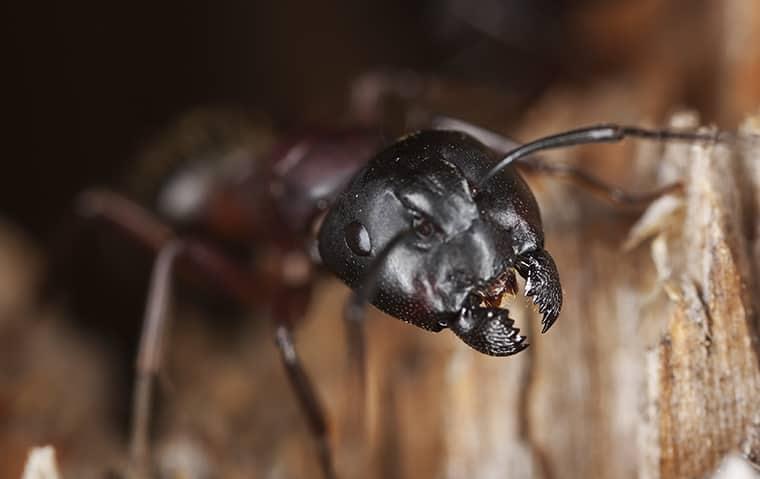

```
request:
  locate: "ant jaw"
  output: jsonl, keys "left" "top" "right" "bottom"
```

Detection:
{"left": 447, "top": 249, "right": 562, "bottom": 356}
{"left": 448, "top": 294, "right": 528, "bottom": 356}
{"left": 515, "top": 249, "right": 563, "bottom": 334}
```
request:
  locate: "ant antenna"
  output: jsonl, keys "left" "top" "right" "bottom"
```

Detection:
{"left": 345, "top": 229, "right": 416, "bottom": 319}
{"left": 344, "top": 229, "right": 416, "bottom": 362}
{"left": 479, "top": 124, "right": 727, "bottom": 187}
{"left": 342, "top": 229, "right": 416, "bottom": 434}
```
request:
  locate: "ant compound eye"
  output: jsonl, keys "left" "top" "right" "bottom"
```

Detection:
{"left": 345, "top": 221, "right": 372, "bottom": 256}
{"left": 413, "top": 216, "right": 434, "bottom": 238}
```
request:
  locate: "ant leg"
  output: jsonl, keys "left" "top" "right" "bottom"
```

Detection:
{"left": 274, "top": 322, "right": 336, "bottom": 479}
{"left": 342, "top": 292, "right": 368, "bottom": 438}
{"left": 72, "top": 189, "right": 345, "bottom": 476}
{"left": 74, "top": 189, "right": 267, "bottom": 303}
{"left": 349, "top": 70, "right": 428, "bottom": 128}
{"left": 340, "top": 230, "right": 416, "bottom": 435}
{"left": 130, "top": 240, "right": 182, "bottom": 473}
{"left": 70, "top": 190, "right": 275, "bottom": 471}
{"left": 343, "top": 292, "right": 367, "bottom": 384}
{"left": 517, "top": 159, "right": 684, "bottom": 207}
{"left": 129, "top": 238, "right": 265, "bottom": 474}
{"left": 432, "top": 117, "right": 686, "bottom": 207}
{"left": 431, "top": 115, "right": 522, "bottom": 153}
{"left": 76, "top": 188, "right": 173, "bottom": 250}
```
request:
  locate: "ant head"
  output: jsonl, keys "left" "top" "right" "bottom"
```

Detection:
{"left": 319, "top": 130, "right": 561, "bottom": 355}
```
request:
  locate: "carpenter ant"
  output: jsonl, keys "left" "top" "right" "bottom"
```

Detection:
{"left": 73, "top": 110, "right": 723, "bottom": 478}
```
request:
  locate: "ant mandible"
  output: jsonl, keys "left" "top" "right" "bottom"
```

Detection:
{"left": 74, "top": 109, "right": 722, "bottom": 478}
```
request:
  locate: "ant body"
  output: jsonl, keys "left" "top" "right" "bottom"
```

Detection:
{"left": 73, "top": 108, "right": 721, "bottom": 478}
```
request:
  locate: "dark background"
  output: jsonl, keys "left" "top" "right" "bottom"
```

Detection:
{"left": 3, "top": 0, "right": 658, "bottom": 239}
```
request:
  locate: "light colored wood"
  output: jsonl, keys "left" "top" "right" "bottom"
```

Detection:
{"left": 637, "top": 116, "right": 760, "bottom": 478}
{"left": 326, "top": 108, "right": 760, "bottom": 478}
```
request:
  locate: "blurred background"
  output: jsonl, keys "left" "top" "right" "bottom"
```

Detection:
{"left": 2, "top": 1, "right": 760, "bottom": 478}
{"left": 7, "top": 0, "right": 748, "bottom": 238}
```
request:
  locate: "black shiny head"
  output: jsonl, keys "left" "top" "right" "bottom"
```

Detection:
{"left": 318, "top": 130, "right": 562, "bottom": 356}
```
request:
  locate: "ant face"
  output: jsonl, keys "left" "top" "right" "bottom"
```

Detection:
{"left": 319, "top": 130, "right": 562, "bottom": 355}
